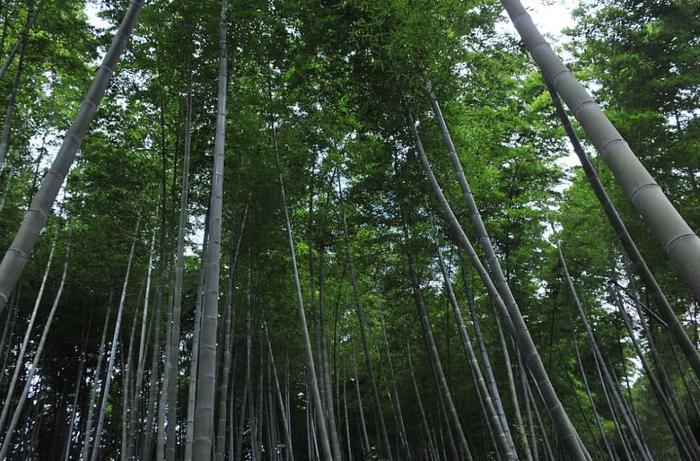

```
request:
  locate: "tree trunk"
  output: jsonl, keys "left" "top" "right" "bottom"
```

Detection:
{"left": 613, "top": 287, "right": 699, "bottom": 459}
{"left": 352, "top": 352, "right": 370, "bottom": 457}
{"left": 319, "top": 245, "right": 344, "bottom": 461}
{"left": 165, "top": 64, "right": 194, "bottom": 461}
{"left": 236, "top": 264, "right": 253, "bottom": 461}
{"left": 462, "top": 265, "right": 515, "bottom": 456}
{"left": 215, "top": 210, "right": 247, "bottom": 461}
{"left": 184, "top": 218, "right": 209, "bottom": 461}
{"left": 0, "top": 25, "right": 27, "bottom": 173}
{"left": 143, "top": 271, "right": 163, "bottom": 461}
{"left": 157, "top": 264, "right": 174, "bottom": 460}
{"left": 379, "top": 315, "right": 412, "bottom": 460}
{"left": 0, "top": 3, "right": 38, "bottom": 81}
{"left": 134, "top": 232, "right": 155, "bottom": 456}
{"left": 64, "top": 323, "right": 89, "bottom": 461}
{"left": 495, "top": 317, "right": 531, "bottom": 461}
{"left": 0, "top": 227, "right": 58, "bottom": 432}
{"left": 571, "top": 332, "right": 616, "bottom": 460}
{"left": 122, "top": 314, "right": 138, "bottom": 461}
{"left": 265, "top": 323, "right": 295, "bottom": 461}
{"left": 81, "top": 300, "right": 113, "bottom": 461}
{"left": 555, "top": 243, "right": 652, "bottom": 461}
{"left": 545, "top": 83, "right": 700, "bottom": 384}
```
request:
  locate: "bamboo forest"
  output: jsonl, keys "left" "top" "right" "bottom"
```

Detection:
{"left": 0, "top": 0, "right": 699, "bottom": 459}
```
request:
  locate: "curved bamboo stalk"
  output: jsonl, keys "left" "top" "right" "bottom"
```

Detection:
{"left": 436, "top": 250, "right": 517, "bottom": 460}
{"left": 408, "top": 114, "right": 589, "bottom": 460}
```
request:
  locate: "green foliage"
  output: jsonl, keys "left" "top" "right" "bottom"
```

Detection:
{"left": 0, "top": 0, "right": 697, "bottom": 459}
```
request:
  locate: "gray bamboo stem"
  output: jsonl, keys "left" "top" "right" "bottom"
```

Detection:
{"left": 409, "top": 114, "right": 588, "bottom": 460}
{"left": 265, "top": 323, "right": 295, "bottom": 461}
{"left": 0, "top": 27, "right": 27, "bottom": 172}
{"left": 64, "top": 327, "right": 88, "bottom": 461}
{"left": 272, "top": 109, "right": 333, "bottom": 460}
{"left": 352, "top": 353, "right": 370, "bottom": 456}
{"left": 81, "top": 301, "right": 112, "bottom": 461}
{"left": 0, "top": 0, "right": 144, "bottom": 313}
{"left": 556, "top": 243, "right": 652, "bottom": 461}
{"left": 571, "top": 332, "right": 616, "bottom": 460}
{"left": 133, "top": 232, "right": 155, "bottom": 452}
{"left": 90, "top": 216, "right": 140, "bottom": 461}
{"left": 379, "top": 315, "right": 412, "bottom": 460}
{"left": 545, "top": 82, "right": 700, "bottom": 383}
{"left": 215, "top": 210, "right": 247, "bottom": 461}
{"left": 184, "top": 226, "right": 208, "bottom": 461}
{"left": 319, "top": 246, "right": 344, "bottom": 461}
{"left": 436, "top": 251, "right": 517, "bottom": 460}
{"left": 501, "top": 0, "right": 700, "bottom": 301}
{"left": 0, "top": 232, "right": 69, "bottom": 460}
{"left": 337, "top": 173, "right": 393, "bottom": 460}
{"left": 0, "top": 227, "right": 58, "bottom": 432}
{"left": 402, "top": 216, "right": 473, "bottom": 461}
{"left": 165, "top": 65, "right": 194, "bottom": 461}
{"left": 192, "top": 0, "right": 228, "bottom": 457}
{"left": 0, "top": 4, "right": 39, "bottom": 81}
{"left": 122, "top": 314, "right": 138, "bottom": 461}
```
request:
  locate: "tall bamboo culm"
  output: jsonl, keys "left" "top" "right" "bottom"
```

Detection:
{"left": 409, "top": 113, "right": 590, "bottom": 461}
{"left": 544, "top": 82, "right": 700, "bottom": 382}
{"left": 500, "top": 0, "right": 700, "bottom": 303}
{"left": 272, "top": 109, "right": 334, "bottom": 460}
{"left": 0, "top": 0, "right": 145, "bottom": 314}
{"left": 192, "top": 0, "right": 229, "bottom": 458}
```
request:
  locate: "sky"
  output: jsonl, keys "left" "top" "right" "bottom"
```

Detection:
{"left": 506, "top": 0, "right": 578, "bottom": 42}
